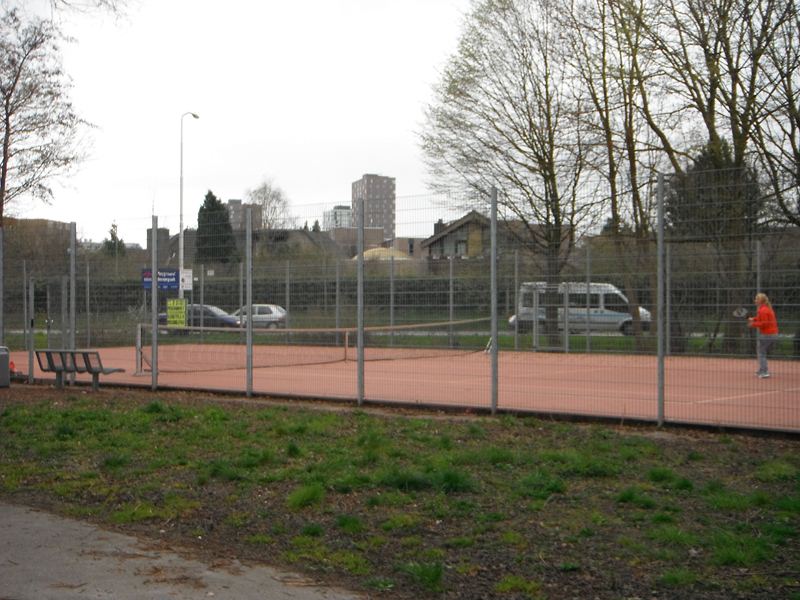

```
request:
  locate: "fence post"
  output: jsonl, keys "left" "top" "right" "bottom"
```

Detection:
{"left": 28, "top": 276, "right": 34, "bottom": 383}
{"left": 46, "top": 284, "right": 51, "bottom": 348}
{"left": 150, "top": 216, "right": 158, "bottom": 391}
{"left": 23, "top": 263, "right": 33, "bottom": 383}
{"left": 246, "top": 208, "right": 253, "bottom": 397}
{"left": 449, "top": 256, "right": 455, "bottom": 347}
{"left": 756, "top": 240, "right": 762, "bottom": 292}
{"left": 0, "top": 227, "right": 4, "bottom": 346}
{"left": 61, "top": 276, "right": 68, "bottom": 349}
{"left": 532, "top": 286, "right": 539, "bottom": 351}
{"left": 514, "top": 250, "right": 519, "bottom": 350}
{"left": 285, "top": 261, "right": 291, "bottom": 330}
{"left": 665, "top": 244, "right": 671, "bottom": 356}
{"left": 656, "top": 174, "right": 665, "bottom": 426}
{"left": 239, "top": 261, "right": 244, "bottom": 339}
{"left": 335, "top": 260, "right": 341, "bottom": 346}
{"left": 585, "top": 244, "right": 591, "bottom": 353}
{"left": 69, "top": 222, "right": 76, "bottom": 355}
{"left": 199, "top": 264, "right": 205, "bottom": 338}
{"left": 490, "top": 186, "right": 498, "bottom": 414}
{"left": 563, "top": 285, "right": 570, "bottom": 353}
{"left": 389, "top": 255, "right": 395, "bottom": 346}
{"left": 85, "top": 262, "right": 91, "bottom": 347}
{"left": 357, "top": 197, "right": 365, "bottom": 406}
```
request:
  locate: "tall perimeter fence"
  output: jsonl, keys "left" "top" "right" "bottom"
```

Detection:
{"left": 2, "top": 172, "right": 798, "bottom": 432}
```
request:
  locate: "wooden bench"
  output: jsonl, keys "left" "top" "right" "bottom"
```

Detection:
{"left": 35, "top": 349, "right": 125, "bottom": 391}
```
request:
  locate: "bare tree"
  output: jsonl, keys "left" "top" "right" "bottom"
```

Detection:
{"left": 0, "top": 8, "right": 87, "bottom": 227}
{"left": 637, "top": 0, "right": 796, "bottom": 352}
{"left": 49, "top": 0, "right": 127, "bottom": 13}
{"left": 0, "top": 0, "right": 129, "bottom": 17}
{"left": 246, "top": 178, "right": 294, "bottom": 230}
{"left": 559, "top": 0, "right": 666, "bottom": 340}
{"left": 421, "top": 0, "right": 598, "bottom": 285}
{"left": 754, "top": 2, "right": 800, "bottom": 226}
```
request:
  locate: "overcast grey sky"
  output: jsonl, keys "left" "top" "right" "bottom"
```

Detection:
{"left": 17, "top": 0, "right": 471, "bottom": 246}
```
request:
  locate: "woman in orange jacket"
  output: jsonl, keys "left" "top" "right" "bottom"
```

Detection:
{"left": 748, "top": 293, "right": 779, "bottom": 378}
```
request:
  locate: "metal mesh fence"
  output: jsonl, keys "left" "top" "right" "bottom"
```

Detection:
{"left": 3, "top": 170, "right": 798, "bottom": 431}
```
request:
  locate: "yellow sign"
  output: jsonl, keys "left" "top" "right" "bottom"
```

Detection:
{"left": 167, "top": 298, "right": 186, "bottom": 327}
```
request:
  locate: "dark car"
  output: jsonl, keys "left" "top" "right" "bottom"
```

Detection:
{"left": 158, "top": 304, "right": 239, "bottom": 328}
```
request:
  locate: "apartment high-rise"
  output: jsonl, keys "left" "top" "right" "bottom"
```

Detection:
{"left": 323, "top": 205, "right": 353, "bottom": 230}
{"left": 226, "top": 199, "right": 263, "bottom": 230}
{"left": 351, "top": 174, "right": 395, "bottom": 241}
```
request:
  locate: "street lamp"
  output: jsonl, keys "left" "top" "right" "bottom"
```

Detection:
{"left": 179, "top": 111, "right": 199, "bottom": 299}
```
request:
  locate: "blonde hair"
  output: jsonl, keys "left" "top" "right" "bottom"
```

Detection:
{"left": 755, "top": 293, "right": 771, "bottom": 307}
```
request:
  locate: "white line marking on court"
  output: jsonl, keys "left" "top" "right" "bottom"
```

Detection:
{"left": 694, "top": 386, "right": 800, "bottom": 405}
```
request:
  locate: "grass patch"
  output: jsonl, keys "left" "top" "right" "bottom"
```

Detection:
{"left": 516, "top": 469, "right": 565, "bottom": 499}
{"left": 495, "top": 574, "right": 543, "bottom": 597}
{"left": 710, "top": 529, "right": 775, "bottom": 566}
{"left": 287, "top": 483, "right": 325, "bottom": 510}
{"left": 0, "top": 390, "right": 797, "bottom": 599}
{"left": 658, "top": 567, "right": 698, "bottom": 587}
{"left": 336, "top": 514, "right": 365, "bottom": 534}
{"left": 616, "top": 486, "right": 657, "bottom": 509}
{"left": 400, "top": 561, "right": 444, "bottom": 592}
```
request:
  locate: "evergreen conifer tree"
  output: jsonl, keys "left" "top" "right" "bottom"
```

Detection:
{"left": 195, "top": 190, "right": 239, "bottom": 264}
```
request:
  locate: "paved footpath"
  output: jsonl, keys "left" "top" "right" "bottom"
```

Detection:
{"left": 0, "top": 502, "right": 362, "bottom": 600}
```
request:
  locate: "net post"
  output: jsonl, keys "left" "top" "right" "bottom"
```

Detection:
{"left": 135, "top": 323, "right": 142, "bottom": 375}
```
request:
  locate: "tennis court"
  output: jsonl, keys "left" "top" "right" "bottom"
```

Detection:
{"left": 14, "top": 343, "right": 800, "bottom": 433}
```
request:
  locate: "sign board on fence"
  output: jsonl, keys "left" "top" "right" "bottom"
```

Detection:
{"left": 180, "top": 268, "right": 193, "bottom": 292}
{"left": 167, "top": 298, "right": 186, "bottom": 327}
{"left": 142, "top": 269, "right": 179, "bottom": 290}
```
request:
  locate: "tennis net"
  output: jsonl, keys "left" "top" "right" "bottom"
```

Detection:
{"left": 136, "top": 318, "right": 491, "bottom": 373}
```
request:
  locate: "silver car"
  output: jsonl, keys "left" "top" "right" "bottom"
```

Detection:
{"left": 232, "top": 304, "right": 287, "bottom": 329}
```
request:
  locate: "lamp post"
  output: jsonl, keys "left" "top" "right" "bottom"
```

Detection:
{"left": 179, "top": 111, "right": 199, "bottom": 299}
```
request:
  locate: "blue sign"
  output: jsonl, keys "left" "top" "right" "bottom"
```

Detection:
{"left": 142, "top": 269, "right": 179, "bottom": 290}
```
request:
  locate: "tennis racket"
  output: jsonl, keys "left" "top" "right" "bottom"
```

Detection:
{"left": 732, "top": 307, "right": 749, "bottom": 318}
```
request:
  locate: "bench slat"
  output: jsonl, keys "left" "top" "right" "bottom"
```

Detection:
{"left": 35, "top": 349, "right": 124, "bottom": 390}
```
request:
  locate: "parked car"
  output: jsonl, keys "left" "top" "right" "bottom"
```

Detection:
{"left": 232, "top": 304, "right": 287, "bottom": 329}
{"left": 158, "top": 304, "right": 239, "bottom": 328}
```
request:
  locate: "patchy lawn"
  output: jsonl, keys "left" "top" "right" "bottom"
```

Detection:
{"left": 1, "top": 386, "right": 798, "bottom": 599}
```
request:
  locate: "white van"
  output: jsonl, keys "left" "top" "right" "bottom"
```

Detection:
{"left": 508, "top": 282, "right": 651, "bottom": 336}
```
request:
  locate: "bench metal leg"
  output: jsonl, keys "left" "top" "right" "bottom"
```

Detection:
{"left": 92, "top": 374, "right": 100, "bottom": 391}
{"left": 55, "top": 372, "right": 64, "bottom": 389}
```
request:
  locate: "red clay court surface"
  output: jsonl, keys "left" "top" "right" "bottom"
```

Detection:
{"left": 12, "top": 346, "right": 800, "bottom": 433}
